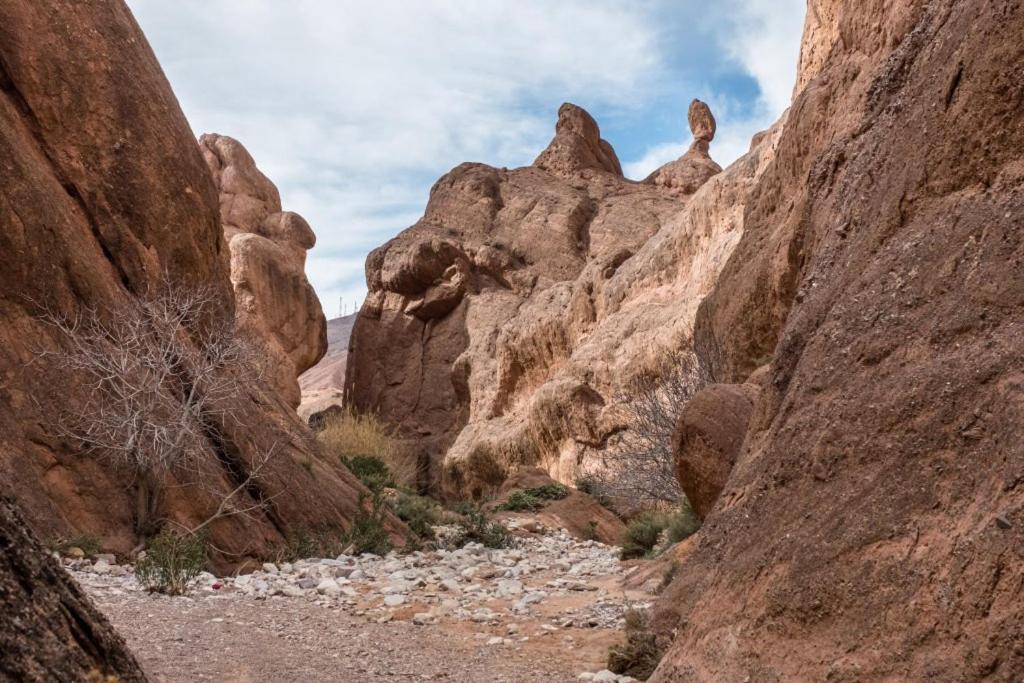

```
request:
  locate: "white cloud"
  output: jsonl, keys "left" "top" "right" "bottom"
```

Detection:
{"left": 128, "top": 0, "right": 666, "bottom": 312}
{"left": 128, "top": 1, "right": 805, "bottom": 314}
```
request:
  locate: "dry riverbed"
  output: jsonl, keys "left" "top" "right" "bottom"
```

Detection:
{"left": 69, "top": 521, "right": 655, "bottom": 682}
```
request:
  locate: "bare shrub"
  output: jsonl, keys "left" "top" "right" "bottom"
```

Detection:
{"left": 582, "top": 351, "right": 709, "bottom": 510}
{"left": 36, "top": 277, "right": 279, "bottom": 540}
{"left": 319, "top": 410, "right": 418, "bottom": 490}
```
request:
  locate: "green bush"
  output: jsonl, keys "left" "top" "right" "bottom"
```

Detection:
{"left": 666, "top": 498, "right": 700, "bottom": 545}
{"left": 451, "top": 504, "right": 513, "bottom": 549}
{"left": 346, "top": 493, "right": 392, "bottom": 556}
{"left": 278, "top": 528, "right": 348, "bottom": 563}
{"left": 499, "top": 483, "right": 569, "bottom": 511}
{"left": 608, "top": 608, "right": 663, "bottom": 680}
{"left": 582, "top": 521, "right": 600, "bottom": 542}
{"left": 341, "top": 454, "right": 394, "bottom": 492}
{"left": 620, "top": 513, "right": 664, "bottom": 560}
{"left": 135, "top": 530, "right": 206, "bottom": 595}
{"left": 390, "top": 492, "right": 439, "bottom": 541}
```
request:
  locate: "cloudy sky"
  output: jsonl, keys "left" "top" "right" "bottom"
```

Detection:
{"left": 128, "top": 1, "right": 806, "bottom": 318}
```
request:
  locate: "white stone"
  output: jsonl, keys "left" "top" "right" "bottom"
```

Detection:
{"left": 592, "top": 671, "right": 619, "bottom": 683}
{"left": 316, "top": 578, "right": 341, "bottom": 596}
{"left": 383, "top": 594, "right": 406, "bottom": 607}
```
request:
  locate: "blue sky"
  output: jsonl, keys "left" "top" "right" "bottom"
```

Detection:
{"left": 128, "top": 1, "right": 806, "bottom": 318}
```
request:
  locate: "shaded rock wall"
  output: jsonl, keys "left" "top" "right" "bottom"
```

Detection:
{"left": 0, "top": 498, "right": 146, "bottom": 682}
{"left": 653, "top": 0, "right": 1024, "bottom": 679}
{"left": 0, "top": 0, "right": 392, "bottom": 569}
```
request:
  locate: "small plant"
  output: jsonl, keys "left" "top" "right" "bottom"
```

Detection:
{"left": 390, "top": 492, "right": 439, "bottom": 541}
{"left": 319, "top": 410, "right": 418, "bottom": 489}
{"left": 582, "top": 521, "right": 600, "bottom": 542}
{"left": 345, "top": 493, "right": 392, "bottom": 556}
{"left": 620, "top": 513, "right": 665, "bottom": 560}
{"left": 134, "top": 529, "right": 206, "bottom": 595}
{"left": 608, "top": 607, "right": 663, "bottom": 680}
{"left": 499, "top": 483, "right": 569, "bottom": 512}
{"left": 665, "top": 498, "right": 700, "bottom": 545}
{"left": 277, "top": 528, "right": 348, "bottom": 563}
{"left": 341, "top": 454, "right": 394, "bottom": 492}
{"left": 451, "top": 504, "right": 513, "bottom": 549}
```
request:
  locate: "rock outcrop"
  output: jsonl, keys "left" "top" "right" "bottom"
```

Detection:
{"left": 652, "top": 1, "right": 1024, "bottom": 679}
{"left": 671, "top": 380, "right": 760, "bottom": 520}
{"left": 644, "top": 99, "right": 723, "bottom": 197}
{"left": 0, "top": 0, "right": 396, "bottom": 569}
{"left": 200, "top": 134, "right": 328, "bottom": 408}
{"left": 0, "top": 498, "right": 145, "bottom": 682}
{"left": 346, "top": 97, "right": 750, "bottom": 495}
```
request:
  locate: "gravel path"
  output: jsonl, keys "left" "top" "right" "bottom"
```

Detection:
{"left": 71, "top": 523, "right": 653, "bottom": 682}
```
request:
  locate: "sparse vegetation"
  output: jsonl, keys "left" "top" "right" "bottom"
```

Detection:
{"left": 499, "top": 483, "right": 569, "bottom": 511}
{"left": 134, "top": 529, "right": 206, "bottom": 595}
{"left": 607, "top": 607, "right": 663, "bottom": 680}
{"left": 341, "top": 454, "right": 395, "bottom": 492}
{"left": 449, "top": 504, "right": 513, "bottom": 549}
{"left": 390, "top": 491, "right": 439, "bottom": 541}
{"left": 580, "top": 351, "right": 710, "bottom": 513}
{"left": 38, "top": 278, "right": 278, "bottom": 539}
{"left": 346, "top": 493, "right": 393, "bottom": 556}
{"left": 620, "top": 500, "right": 701, "bottom": 560}
{"left": 319, "top": 410, "right": 418, "bottom": 490}
{"left": 620, "top": 513, "right": 665, "bottom": 560}
{"left": 659, "top": 560, "right": 680, "bottom": 592}
{"left": 277, "top": 528, "right": 349, "bottom": 563}
{"left": 582, "top": 521, "right": 600, "bottom": 542}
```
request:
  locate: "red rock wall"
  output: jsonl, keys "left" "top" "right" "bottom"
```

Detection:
{"left": 654, "top": 1, "right": 1024, "bottom": 679}
{"left": 0, "top": 0, "right": 392, "bottom": 568}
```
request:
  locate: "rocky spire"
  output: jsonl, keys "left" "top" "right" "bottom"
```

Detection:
{"left": 533, "top": 103, "right": 623, "bottom": 178}
{"left": 643, "top": 98, "right": 722, "bottom": 196}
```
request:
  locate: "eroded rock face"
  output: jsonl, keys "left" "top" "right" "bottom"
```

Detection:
{"left": 200, "top": 134, "right": 327, "bottom": 408}
{"left": 653, "top": 1, "right": 1024, "bottom": 679}
{"left": 0, "top": 499, "right": 145, "bottom": 682}
{"left": 346, "top": 100, "right": 758, "bottom": 496}
{"left": 0, "top": 0, "right": 392, "bottom": 570}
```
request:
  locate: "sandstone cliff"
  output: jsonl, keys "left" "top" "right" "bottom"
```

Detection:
{"left": 652, "top": 0, "right": 1024, "bottom": 679}
{"left": 345, "top": 101, "right": 768, "bottom": 495}
{"left": 0, "top": 0, "right": 396, "bottom": 568}
{"left": 200, "top": 134, "right": 328, "bottom": 409}
{"left": 299, "top": 313, "right": 357, "bottom": 422}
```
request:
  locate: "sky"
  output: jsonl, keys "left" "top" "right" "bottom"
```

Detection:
{"left": 128, "top": 1, "right": 806, "bottom": 318}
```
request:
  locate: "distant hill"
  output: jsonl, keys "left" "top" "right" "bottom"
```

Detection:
{"left": 298, "top": 313, "right": 357, "bottom": 418}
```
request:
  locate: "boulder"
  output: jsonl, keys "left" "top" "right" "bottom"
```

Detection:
{"left": 643, "top": 98, "right": 723, "bottom": 197}
{"left": 672, "top": 382, "right": 760, "bottom": 519}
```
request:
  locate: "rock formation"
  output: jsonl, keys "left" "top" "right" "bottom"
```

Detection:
{"left": 199, "top": 134, "right": 328, "bottom": 408}
{"left": 0, "top": 0, "right": 398, "bottom": 570}
{"left": 346, "top": 96, "right": 743, "bottom": 495}
{"left": 299, "top": 313, "right": 358, "bottom": 423}
{"left": 0, "top": 499, "right": 145, "bottom": 682}
{"left": 644, "top": 99, "right": 723, "bottom": 196}
{"left": 651, "top": 0, "right": 1024, "bottom": 679}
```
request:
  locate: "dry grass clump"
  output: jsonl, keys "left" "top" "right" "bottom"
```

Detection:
{"left": 317, "top": 410, "right": 418, "bottom": 490}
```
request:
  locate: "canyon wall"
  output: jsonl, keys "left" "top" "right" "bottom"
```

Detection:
{"left": 0, "top": 0, "right": 394, "bottom": 568}
{"left": 346, "top": 101, "right": 779, "bottom": 495}
{"left": 654, "top": 0, "right": 1024, "bottom": 679}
